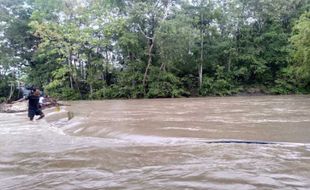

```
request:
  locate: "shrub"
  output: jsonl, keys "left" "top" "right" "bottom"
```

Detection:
{"left": 146, "top": 68, "right": 188, "bottom": 98}
{"left": 270, "top": 67, "right": 299, "bottom": 94}
{"left": 200, "top": 66, "right": 239, "bottom": 96}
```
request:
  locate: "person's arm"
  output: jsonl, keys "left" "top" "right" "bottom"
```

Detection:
{"left": 39, "top": 97, "right": 44, "bottom": 104}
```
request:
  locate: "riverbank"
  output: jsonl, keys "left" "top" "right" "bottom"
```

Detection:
{"left": 2, "top": 93, "right": 309, "bottom": 114}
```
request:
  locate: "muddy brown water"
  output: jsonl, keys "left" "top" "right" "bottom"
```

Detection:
{"left": 0, "top": 96, "right": 310, "bottom": 189}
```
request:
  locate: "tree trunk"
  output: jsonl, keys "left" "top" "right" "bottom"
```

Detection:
{"left": 72, "top": 57, "right": 82, "bottom": 98}
{"left": 88, "top": 52, "right": 93, "bottom": 97}
{"left": 7, "top": 82, "right": 14, "bottom": 103}
{"left": 199, "top": 11, "right": 204, "bottom": 89}
{"left": 90, "top": 84, "right": 93, "bottom": 97}
{"left": 68, "top": 50, "right": 73, "bottom": 89}
{"left": 228, "top": 55, "right": 231, "bottom": 73}
{"left": 199, "top": 62, "right": 203, "bottom": 89}
{"left": 160, "top": 62, "right": 166, "bottom": 71}
{"left": 143, "top": 38, "right": 154, "bottom": 88}
{"left": 140, "top": 1, "right": 170, "bottom": 91}
{"left": 105, "top": 48, "right": 109, "bottom": 84}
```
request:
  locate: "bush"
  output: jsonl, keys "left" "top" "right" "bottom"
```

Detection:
{"left": 45, "top": 80, "right": 80, "bottom": 100}
{"left": 200, "top": 77, "right": 240, "bottom": 96}
{"left": 46, "top": 87, "right": 80, "bottom": 100}
{"left": 0, "top": 76, "right": 12, "bottom": 101}
{"left": 200, "top": 66, "right": 239, "bottom": 96}
{"left": 146, "top": 68, "right": 188, "bottom": 98}
{"left": 181, "top": 74, "right": 198, "bottom": 96}
{"left": 90, "top": 86, "right": 118, "bottom": 99}
{"left": 59, "top": 88, "right": 81, "bottom": 100}
{"left": 0, "top": 97, "right": 7, "bottom": 103}
{"left": 270, "top": 67, "right": 299, "bottom": 94}
{"left": 113, "top": 69, "right": 145, "bottom": 98}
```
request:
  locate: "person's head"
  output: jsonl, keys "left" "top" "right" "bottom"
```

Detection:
{"left": 33, "top": 89, "right": 41, "bottom": 96}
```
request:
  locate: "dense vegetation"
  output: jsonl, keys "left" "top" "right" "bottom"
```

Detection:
{"left": 1, "top": 0, "right": 310, "bottom": 102}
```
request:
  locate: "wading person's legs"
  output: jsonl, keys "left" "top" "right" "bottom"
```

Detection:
{"left": 36, "top": 109, "right": 45, "bottom": 120}
{"left": 28, "top": 109, "right": 35, "bottom": 121}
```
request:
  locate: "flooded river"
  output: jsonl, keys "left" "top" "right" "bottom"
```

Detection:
{"left": 1, "top": 96, "right": 310, "bottom": 189}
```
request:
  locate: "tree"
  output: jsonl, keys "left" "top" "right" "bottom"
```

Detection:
{"left": 290, "top": 11, "right": 310, "bottom": 84}
{"left": 0, "top": 0, "right": 36, "bottom": 101}
{"left": 128, "top": 0, "right": 174, "bottom": 91}
{"left": 1, "top": 0, "right": 309, "bottom": 100}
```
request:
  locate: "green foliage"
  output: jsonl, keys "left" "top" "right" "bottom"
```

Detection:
{"left": 0, "top": 97, "right": 7, "bottom": 103}
{"left": 200, "top": 77, "right": 241, "bottom": 96}
{"left": 0, "top": 76, "right": 21, "bottom": 103}
{"left": 90, "top": 62, "right": 145, "bottom": 99}
{"left": 52, "top": 88, "right": 81, "bottom": 100}
{"left": 200, "top": 66, "right": 239, "bottom": 96}
{"left": 270, "top": 67, "right": 300, "bottom": 94}
{"left": 0, "top": 77, "right": 11, "bottom": 102}
{"left": 114, "top": 65, "right": 145, "bottom": 99}
{"left": 44, "top": 67, "right": 80, "bottom": 100}
{"left": 44, "top": 76, "right": 80, "bottom": 100}
{"left": 147, "top": 68, "right": 188, "bottom": 98}
{"left": 290, "top": 12, "right": 310, "bottom": 84}
{"left": 91, "top": 86, "right": 115, "bottom": 99}
{"left": 1, "top": 0, "right": 310, "bottom": 100}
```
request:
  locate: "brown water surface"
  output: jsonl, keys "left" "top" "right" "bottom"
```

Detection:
{"left": 1, "top": 96, "right": 310, "bottom": 189}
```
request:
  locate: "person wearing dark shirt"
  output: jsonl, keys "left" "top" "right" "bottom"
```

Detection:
{"left": 27, "top": 89, "right": 45, "bottom": 121}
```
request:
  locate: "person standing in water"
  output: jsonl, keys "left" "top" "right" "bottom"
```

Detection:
{"left": 27, "top": 89, "right": 45, "bottom": 121}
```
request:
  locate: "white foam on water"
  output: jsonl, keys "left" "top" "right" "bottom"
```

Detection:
{"left": 111, "top": 133, "right": 200, "bottom": 145}
{"left": 163, "top": 126, "right": 201, "bottom": 131}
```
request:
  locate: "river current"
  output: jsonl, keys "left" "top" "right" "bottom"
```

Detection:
{"left": 0, "top": 96, "right": 310, "bottom": 189}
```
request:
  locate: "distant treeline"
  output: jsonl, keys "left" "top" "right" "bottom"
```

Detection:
{"left": 0, "top": 0, "right": 309, "bottom": 101}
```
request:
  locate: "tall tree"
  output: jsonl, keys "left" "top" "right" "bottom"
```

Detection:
{"left": 128, "top": 0, "right": 174, "bottom": 91}
{"left": 290, "top": 11, "right": 310, "bottom": 84}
